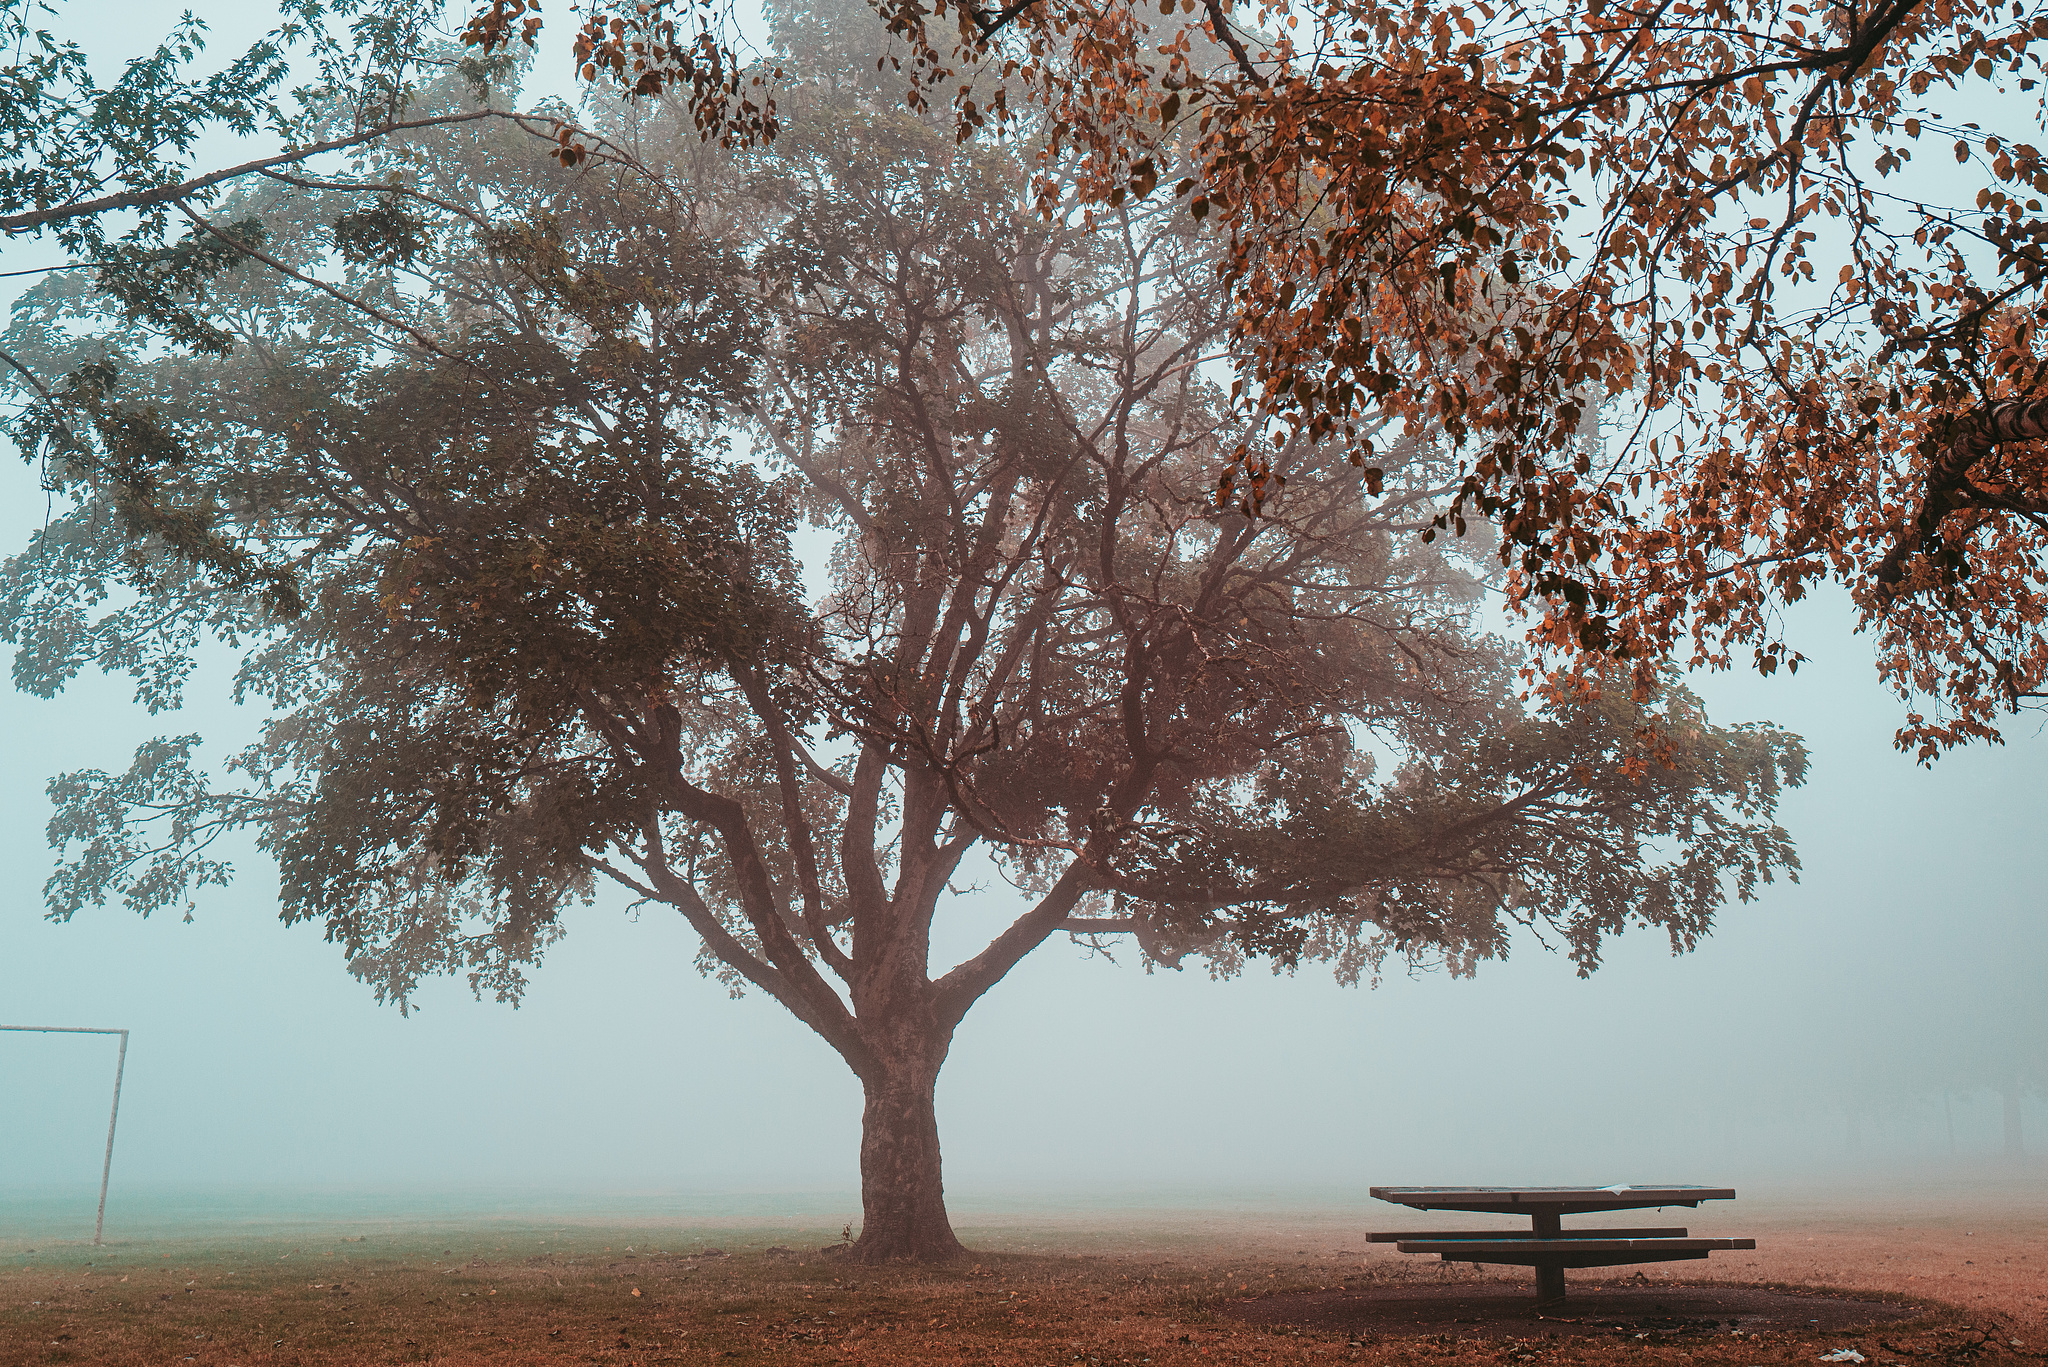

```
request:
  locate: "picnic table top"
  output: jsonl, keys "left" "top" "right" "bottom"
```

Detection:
{"left": 1369, "top": 1185, "right": 1736, "bottom": 1215}
{"left": 1394, "top": 1236, "right": 1754, "bottom": 1253}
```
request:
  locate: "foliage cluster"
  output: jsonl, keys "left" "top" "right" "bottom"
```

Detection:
{"left": 530, "top": 0, "right": 2048, "bottom": 759}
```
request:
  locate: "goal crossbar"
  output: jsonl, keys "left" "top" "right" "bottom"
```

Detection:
{"left": 1, "top": 1026, "right": 129, "bottom": 1245}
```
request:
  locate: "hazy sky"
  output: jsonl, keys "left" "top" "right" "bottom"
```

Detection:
{"left": 2, "top": 1, "right": 2044, "bottom": 1224}
{"left": 6, "top": 576, "right": 2041, "bottom": 1204}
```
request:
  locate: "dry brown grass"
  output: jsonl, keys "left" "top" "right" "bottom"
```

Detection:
{"left": 3, "top": 1182, "right": 2042, "bottom": 1367}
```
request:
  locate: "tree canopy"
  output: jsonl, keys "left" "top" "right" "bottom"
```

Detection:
{"left": 468, "top": 0, "right": 2048, "bottom": 762}
{"left": 13, "top": 0, "right": 2048, "bottom": 757}
{"left": 0, "top": 3, "right": 1807, "bottom": 1259}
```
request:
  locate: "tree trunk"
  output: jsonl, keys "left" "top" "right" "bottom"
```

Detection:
{"left": 850, "top": 1056, "right": 967, "bottom": 1263}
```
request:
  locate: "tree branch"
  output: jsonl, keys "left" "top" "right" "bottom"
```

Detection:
{"left": 1874, "top": 396, "right": 2048, "bottom": 599}
{"left": 933, "top": 862, "right": 1093, "bottom": 1029}
{"left": 1, "top": 110, "right": 547, "bottom": 236}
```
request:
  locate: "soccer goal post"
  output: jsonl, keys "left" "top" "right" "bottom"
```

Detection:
{"left": 1, "top": 1026, "right": 129, "bottom": 1245}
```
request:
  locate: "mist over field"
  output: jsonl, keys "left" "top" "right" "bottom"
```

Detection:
{"left": 3, "top": 1, "right": 2045, "bottom": 1251}
{"left": 5, "top": 558, "right": 2043, "bottom": 1224}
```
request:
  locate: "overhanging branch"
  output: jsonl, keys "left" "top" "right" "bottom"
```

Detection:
{"left": 1, "top": 110, "right": 554, "bottom": 237}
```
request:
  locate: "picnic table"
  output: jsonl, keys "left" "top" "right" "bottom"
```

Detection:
{"left": 1367, "top": 1185, "right": 1755, "bottom": 1304}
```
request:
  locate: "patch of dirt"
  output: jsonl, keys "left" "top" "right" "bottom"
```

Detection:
{"left": 1222, "top": 1280, "right": 1926, "bottom": 1340}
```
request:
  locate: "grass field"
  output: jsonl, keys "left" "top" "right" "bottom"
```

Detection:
{"left": 3, "top": 1176, "right": 2042, "bottom": 1366}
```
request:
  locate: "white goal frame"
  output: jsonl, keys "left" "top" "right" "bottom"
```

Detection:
{"left": 1, "top": 1026, "right": 129, "bottom": 1245}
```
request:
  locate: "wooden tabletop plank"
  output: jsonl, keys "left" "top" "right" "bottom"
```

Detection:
{"left": 1370, "top": 1186, "right": 1736, "bottom": 1214}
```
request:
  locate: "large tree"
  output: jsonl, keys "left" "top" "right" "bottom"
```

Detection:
{"left": 3, "top": 8, "right": 1803, "bottom": 1260}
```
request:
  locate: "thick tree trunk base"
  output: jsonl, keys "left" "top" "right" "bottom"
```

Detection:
{"left": 848, "top": 1219, "right": 969, "bottom": 1264}
{"left": 852, "top": 1064, "right": 968, "bottom": 1264}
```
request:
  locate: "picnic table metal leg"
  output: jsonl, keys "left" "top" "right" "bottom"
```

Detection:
{"left": 1530, "top": 1211, "right": 1564, "bottom": 1303}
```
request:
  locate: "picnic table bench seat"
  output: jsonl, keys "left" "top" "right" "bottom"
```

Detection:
{"left": 1386, "top": 1236, "right": 1756, "bottom": 1267}
{"left": 1367, "top": 1186, "right": 1754, "bottom": 1304}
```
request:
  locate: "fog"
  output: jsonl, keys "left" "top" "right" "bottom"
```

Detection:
{"left": 6, "top": 550, "right": 2042, "bottom": 1213}
{"left": 2, "top": 1, "right": 2045, "bottom": 1241}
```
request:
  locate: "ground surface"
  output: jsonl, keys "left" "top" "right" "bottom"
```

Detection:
{"left": 1223, "top": 1282, "right": 1925, "bottom": 1339}
{"left": 1, "top": 1175, "right": 2042, "bottom": 1365}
